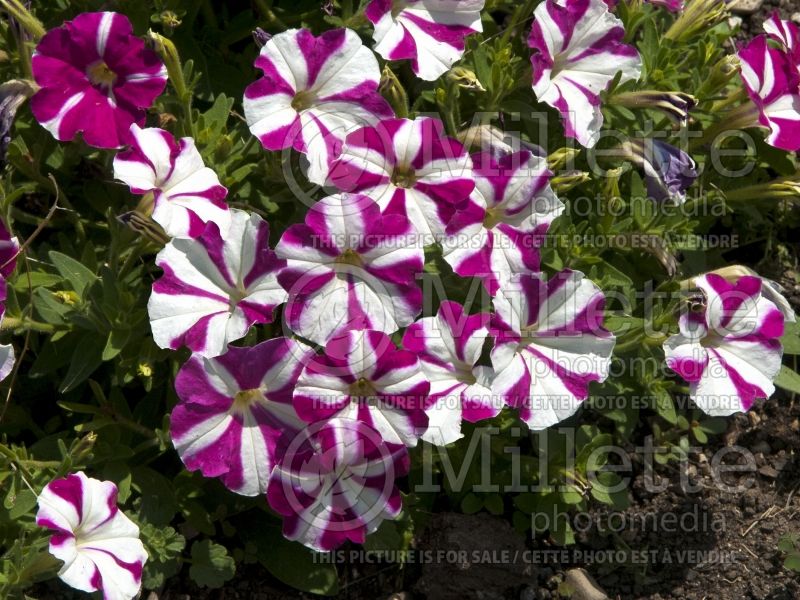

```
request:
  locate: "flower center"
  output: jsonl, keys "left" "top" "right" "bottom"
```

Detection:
{"left": 291, "top": 89, "right": 317, "bottom": 112}
{"left": 87, "top": 60, "right": 117, "bottom": 88}
{"left": 348, "top": 377, "right": 378, "bottom": 401}
{"left": 232, "top": 388, "right": 262, "bottom": 413}
{"left": 483, "top": 206, "right": 505, "bottom": 229}
{"left": 392, "top": 164, "right": 418, "bottom": 189}
{"left": 335, "top": 248, "right": 364, "bottom": 268}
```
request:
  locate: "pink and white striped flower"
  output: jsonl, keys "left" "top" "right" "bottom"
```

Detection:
{"left": 294, "top": 330, "right": 430, "bottom": 447}
{"left": 528, "top": 0, "right": 642, "bottom": 147}
{"left": 764, "top": 12, "right": 800, "bottom": 67}
{"left": 663, "top": 274, "right": 784, "bottom": 416}
{"left": 243, "top": 28, "right": 393, "bottom": 186}
{"left": 401, "top": 301, "right": 499, "bottom": 445}
{"left": 442, "top": 150, "right": 564, "bottom": 295}
{"left": 365, "top": 0, "right": 484, "bottom": 81}
{"left": 491, "top": 271, "right": 616, "bottom": 430}
{"left": 327, "top": 117, "right": 474, "bottom": 243}
{"left": 267, "top": 418, "right": 408, "bottom": 552}
{"left": 739, "top": 31, "right": 800, "bottom": 151}
{"left": 36, "top": 472, "right": 147, "bottom": 600}
{"left": 31, "top": 12, "right": 167, "bottom": 149}
{"left": 113, "top": 125, "right": 229, "bottom": 238}
{"left": 148, "top": 209, "right": 286, "bottom": 358}
{"left": 0, "top": 219, "right": 18, "bottom": 382}
{"left": 171, "top": 338, "right": 313, "bottom": 496}
{"left": 276, "top": 193, "right": 423, "bottom": 345}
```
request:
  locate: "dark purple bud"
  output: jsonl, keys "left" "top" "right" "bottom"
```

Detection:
{"left": 623, "top": 139, "right": 697, "bottom": 203}
{"left": 253, "top": 27, "right": 272, "bottom": 48}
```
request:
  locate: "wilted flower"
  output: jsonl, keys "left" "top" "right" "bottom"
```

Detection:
{"left": 148, "top": 209, "right": 287, "bottom": 358}
{"left": 443, "top": 150, "right": 564, "bottom": 295}
{"left": 491, "top": 271, "right": 616, "bottom": 430}
{"left": 113, "top": 124, "right": 229, "bottom": 238}
{"left": 0, "top": 79, "right": 36, "bottom": 166}
{"left": 267, "top": 418, "right": 408, "bottom": 552}
{"left": 327, "top": 116, "right": 474, "bottom": 244}
{"left": 620, "top": 138, "right": 698, "bottom": 203}
{"left": 365, "top": 0, "right": 484, "bottom": 81}
{"left": 664, "top": 274, "right": 784, "bottom": 416}
{"left": 402, "top": 301, "right": 498, "bottom": 445}
{"left": 171, "top": 338, "right": 314, "bottom": 496}
{"left": 30, "top": 12, "right": 167, "bottom": 148}
{"left": 528, "top": 0, "right": 641, "bottom": 147}
{"left": 243, "top": 28, "right": 393, "bottom": 185}
{"left": 36, "top": 472, "right": 147, "bottom": 600}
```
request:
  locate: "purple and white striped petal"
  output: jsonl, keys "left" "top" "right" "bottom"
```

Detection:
{"left": 443, "top": 150, "right": 564, "bottom": 295}
{"left": 243, "top": 28, "right": 393, "bottom": 186}
{"left": 113, "top": 125, "right": 229, "bottom": 238}
{"left": 664, "top": 274, "right": 785, "bottom": 416}
{"left": 402, "top": 301, "right": 498, "bottom": 445}
{"left": 365, "top": 0, "right": 484, "bottom": 81}
{"left": 327, "top": 117, "right": 474, "bottom": 243}
{"left": 294, "top": 330, "right": 430, "bottom": 447}
{"left": 267, "top": 418, "right": 409, "bottom": 552}
{"left": 276, "top": 193, "right": 423, "bottom": 345}
{"left": 0, "top": 218, "right": 19, "bottom": 278}
{"left": 171, "top": 338, "right": 313, "bottom": 496}
{"left": 148, "top": 209, "right": 287, "bottom": 358}
{"left": 491, "top": 270, "right": 616, "bottom": 430}
{"left": 528, "top": 0, "right": 641, "bottom": 147}
{"left": 765, "top": 11, "right": 800, "bottom": 66}
{"left": 30, "top": 12, "right": 167, "bottom": 149}
{"left": 739, "top": 35, "right": 800, "bottom": 151}
{"left": 36, "top": 472, "right": 146, "bottom": 600}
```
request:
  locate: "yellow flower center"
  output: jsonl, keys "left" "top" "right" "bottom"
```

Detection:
{"left": 87, "top": 61, "right": 117, "bottom": 88}
{"left": 335, "top": 248, "right": 364, "bottom": 268}
{"left": 348, "top": 377, "right": 378, "bottom": 399}
{"left": 232, "top": 388, "right": 262, "bottom": 413}
{"left": 483, "top": 206, "right": 505, "bottom": 229}
{"left": 291, "top": 89, "right": 317, "bottom": 112}
{"left": 392, "top": 164, "right": 418, "bottom": 189}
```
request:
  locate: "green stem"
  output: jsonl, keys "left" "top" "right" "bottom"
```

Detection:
{"left": 0, "top": 0, "right": 46, "bottom": 39}
{"left": 1, "top": 316, "right": 56, "bottom": 333}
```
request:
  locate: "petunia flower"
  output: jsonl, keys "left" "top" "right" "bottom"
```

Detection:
{"left": 30, "top": 12, "right": 167, "bottom": 149}
{"left": 528, "top": 0, "right": 642, "bottom": 147}
{"left": 36, "top": 472, "right": 147, "bottom": 600}
{"left": 442, "top": 150, "right": 564, "bottom": 295}
{"left": 293, "top": 329, "right": 430, "bottom": 447}
{"left": 113, "top": 124, "right": 229, "bottom": 238}
{"left": 243, "top": 28, "right": 393, "bottom": 186}
{"left": 491, "top": 270, "right": 616, "bottom": 430}
{"left": 276, "top": 193, "right": 423, "bottom": 345}
{"left": 764, "top": 11, "right": 800, "bottom": 67}
{"left": 148, "top": 209, "right": 287, "bottom": 358}
{"left": 738, "top": 34, "right": 800, "bottom": 151}
{"left": 663, "top": 274, "right": 784, "bottom": 416}
{"left": 267, "top": 418, "right": 409, "bottom": 552}
{"left": 327, "top": 117, "right": 475, "bottom": 244}
{"left": 365, "top": 0, "right": 484, "bottom": 81}
{"left": 401, "top": 301, "right": 499, "bottom": 445}
{"left": 171, "top": 337, "right": 314, "bottom": 496}
{"left": 0, "top": 218, "right": 19, "bottom": 381}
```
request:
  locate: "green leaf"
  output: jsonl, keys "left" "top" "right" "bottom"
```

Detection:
{"left": 189, "top": 540, "right": 235, "bottom": 589}
{"left": 484, "top": 494, "right": 505, "bottom": 515}
{"left": 775, "top": 365, "right": 800, "bottom": 394}
{"left": 240, "top": 516, "right": 339, "bottom": 595}
{"left": 781, "top": 321, "right": 800, "bottom": 355}
{"left": 784, "top": 554, "right": 800, "bottom": 573}
{"left": 102, "top": 328, "right": 131, "bottom": 361}
{"left": 461, "top": 492, "right": 483, "bottom": 514}
{"left": 48, "top": 251, "right": 97, "bottom": 296}
{"left": 60, "top": 334, "right": 105, "bottom": 392}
